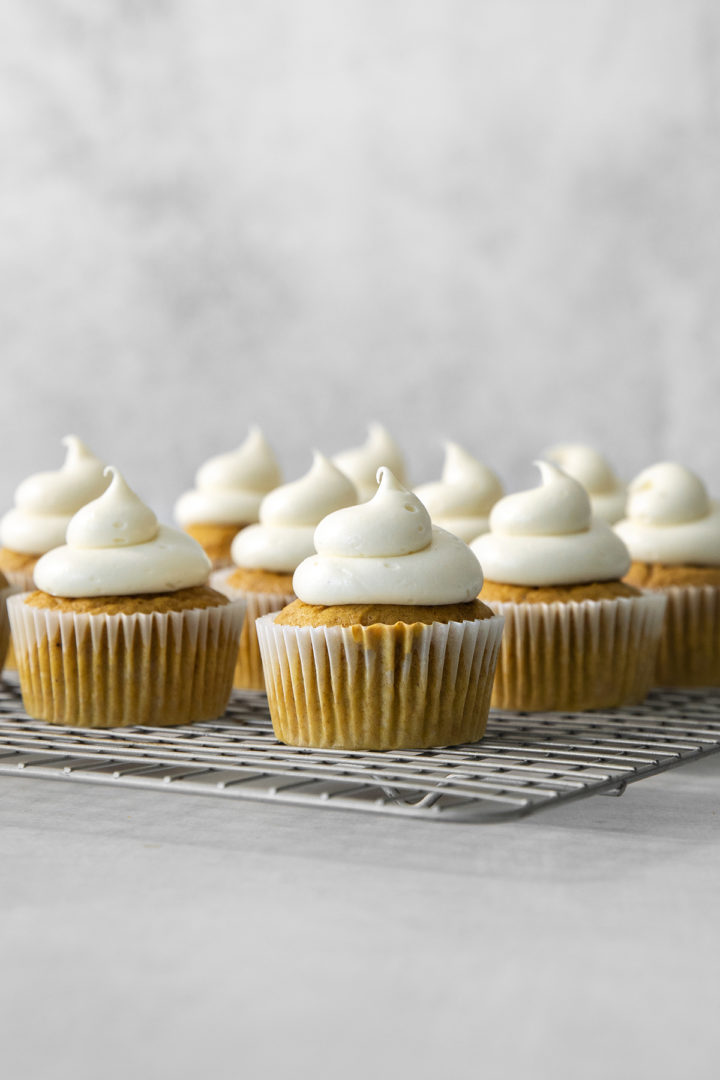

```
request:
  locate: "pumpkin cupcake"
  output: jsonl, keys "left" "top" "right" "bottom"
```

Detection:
{"left": 471, "top": 462, "right": 666, "bottom": 712}
{"left": 333, "top": 423, "right": 408, "bottom": 501}
{"left": 174, "top": 427, "right": 282, "bottom": 568}
{"left": 415, "top": 441, "right": 503, "bottom": 542}
{"left": 0, "top": 570, "right": 11, "bottom": 671}
{"left": 8, "top": 468, "right": 245, "bottom": 727}
{"left": 256, "top": 467, "right": 504, "bottom": 750}
{"left": 544, "top": 443, "right": 626, "bottom": 524}
{"left": 213, "top": 451, "right": 357, "bottom": 689}
{"left": 615, "top": 463, "right": 720, "bottom": 686}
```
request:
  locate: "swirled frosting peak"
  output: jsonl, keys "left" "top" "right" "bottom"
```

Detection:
{"left": 614, "top": 463, "right": 720, "bottom": 565}
{"left": 333, "top": 423, "right": 408, "bottom": 501}
{"left": 471, "top": 461, "right": 630, "bottom": 586}
{"left": 293, "top": 467, "right": 483, "bottom": 605}
{"left": 35, "top": 468, "right": 211, "bottom": 597}
{"left": 0, "top": 435, "right": 109, "bottom": 555}
{"left": 230, "top": 452, "right": 358, "bottom": 573}
{"left": 415, "top": 442, "right": 503, "bottom": 542}
{"left": 545, "top": 443, "right": 626, "bottom": 523}
{"left": 174, "top": 427, "right": 282, "bottom": 526}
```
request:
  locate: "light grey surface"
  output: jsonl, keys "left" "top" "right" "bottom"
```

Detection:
{"left": 1, "top": 1, "right": 720, "bottom": 521}
{"left": 2, "top": 755, "right": 719, "bottom": 1080}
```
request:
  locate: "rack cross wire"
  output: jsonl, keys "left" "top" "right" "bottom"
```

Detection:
{"left": 0, "top": 681, "right": 719, "bottom": 822}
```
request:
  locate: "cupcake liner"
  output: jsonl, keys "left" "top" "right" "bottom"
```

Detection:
{"left": 486, "top": 593, "right": 667, "bottom": 712}
{"left": 0, "top": 567, "right": 38, "bottom": 671}
{"left": 212, "top": 568, "right": 294, "bottom": 691}
{"left": 7, "top": 593, "right": 246, "bottom": 728}
{"left": 653, "top": 584, "right": 720, "bottom": 687}
{"left": 256, "top": 610, "right": 505, "bottom": 750}
{"left": 0, "top": 586, "right": 12, "bottom": 672}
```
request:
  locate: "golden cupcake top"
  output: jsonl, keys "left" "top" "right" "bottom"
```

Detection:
{"left": 34, "top": 468, "right": 211, "bottom": 597}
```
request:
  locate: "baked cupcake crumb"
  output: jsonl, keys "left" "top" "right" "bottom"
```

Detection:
{"left": 481, "top": 580, "right": 640, "bottom": 604}
{"left": 625, "top": 561, "right": 720, "bottom": 590}
{"left": 275, "top": 597, "right": 492, "bottom": 627}
{"left": 24, "top": 585, "right": 228, "bottom": 616}
{"left": 226, "top": 566, "right": 295, "bottom": 595}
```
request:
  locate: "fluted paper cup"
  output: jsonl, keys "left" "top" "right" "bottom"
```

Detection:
{"left": 7, "top": 592, "right": 246, "bottom": 727}
{"left": 486, "top": 593, "right": 667, "bottom": 712}
{"left": 1, "top": 566, "right": 37, "bottom": 671}
{"left": 652, "top": 585, "right": 720, "bottom": 686}
{"left": 0, "top": 586, "right": 12, "bottom": 671}
{"left": 212, "top": 568, "right": 294, "bottom": 691}
{"left": 256, "top": 610, "right": 505, "bottom": 750}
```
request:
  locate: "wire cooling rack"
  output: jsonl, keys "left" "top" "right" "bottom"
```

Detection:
{"left": 0, "top": 679, "right": 719, "bottom": 822}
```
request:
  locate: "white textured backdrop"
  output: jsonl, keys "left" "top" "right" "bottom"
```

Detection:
{"left": 1, "top": 0, "right": 719, "bottom": 518}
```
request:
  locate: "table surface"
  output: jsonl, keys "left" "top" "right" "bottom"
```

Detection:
{"left": 2, "top": 750, "right": 719, "bottom": 1080}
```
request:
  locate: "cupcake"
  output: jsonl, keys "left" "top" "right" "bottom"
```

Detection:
{"left": 415, "top": 442, "right": 503, "bottom": 542}
{"left": 213, "top": 451, "right": 357, "bottom": 690}
{"left": 544, "top": 443, "right": 626, "bottom": 523}
{"left": 615, "top": 463, "right": 720, "bottom": 686}
{"left": 333, "top": 423, "right": 407, "bottom": 501}
{"left": 8, "top": 468, "right": 245, "bottom": 727}
{"left": 256, "top": 467, "right": 504, "bottom": 750}
{"left": 471, "top": 462, "right": 666, "bottom": 712}
{"left": 0, "top": 435, "right": 109, "bottom": 592}
{"left": 174, "top": 427, "right": 282, "bottom": 568}
{"left": 0, "top": 570, "right": 11, "bottom": 671}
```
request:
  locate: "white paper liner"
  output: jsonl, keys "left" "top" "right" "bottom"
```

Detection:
{"left": 652, "top": 584, "right": 720, "bottom": 686}
{"left": 211, "top": 568, "right": 295, "bottom": 690}
{"left": 256, "top": 610, "right": 505, "bottom": 749}
{"left": 7, "top": 592, "right": 246, "bottom": 727}
{"left": 485, "top": 593, "right": 667, "bottom": 711}
{"left": 0, "top": 586, "right": 12, "bottom": 671}
{"left": 0, "top": 564, "right": 37, "bottom": 591}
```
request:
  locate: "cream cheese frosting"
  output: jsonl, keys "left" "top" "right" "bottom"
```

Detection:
{"left": 35, "top": 468, "right": 211, "bottom": 597}
{"left": 614, "top": 463, "right": 720, "bottom": 566}
{"left": 544, "top": 443, "right": 626, "bottom": 524}
{"left": 174, "top": 427, "right": 282, "bottom": 526}
{"left": 415, "top": 442, "right": 503, "bottom": 543}
{"left": 0, "top": 436, "right": 109, "bottom": 555}
{"left": 293, "top": 467, "right": 483, "bottom": 605}
{"left": 471, "top": 461, "right": 630, "bottom": 586}
{"left": 332, "top": 423, "right": 408, "bottom": 501}
{"left": 230, "top": 452, "right": 358, "bottom": 573}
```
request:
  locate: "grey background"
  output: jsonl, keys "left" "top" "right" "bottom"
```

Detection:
{"left": 1, "top": 0, "right": 719, "bottom": 519}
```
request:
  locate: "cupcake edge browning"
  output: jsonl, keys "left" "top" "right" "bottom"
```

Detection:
{"left": 275, "top": 597, "right": 493, "bottom": 627}
{"left": 624, "top": 562, "right": 720, "bottom": 590}
{"left": 24, "top": 585, "right": 229, "bottom": 616}
{"left": 481, "top": 579, "right": 641, "bottom": 604}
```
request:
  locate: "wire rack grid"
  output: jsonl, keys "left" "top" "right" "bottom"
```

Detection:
{"left": 1, "top": 679, "right": 719, "bottom": 822}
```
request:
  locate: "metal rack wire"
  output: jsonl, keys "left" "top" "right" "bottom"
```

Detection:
{"left": 0, "top": 679, "right": 718, "bottom": 822}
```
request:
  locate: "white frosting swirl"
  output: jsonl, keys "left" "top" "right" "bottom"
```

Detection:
{"left": 293, "top": 467, "right": 483, "bottom": 605}
{"left": 471, "top": 461, "right": 630, "bottom": 586}
{"left": 415, "top": 442, "right": 503, "bottom": 542}
{"left": 614, "top": 463, "right": 720, "bottom": 565}
{"left": 35, "top": 468, "right": 211, "bottom": 597}
{"left": 174, "top": 427, "right": 282, "bottom": 526}
{"left": 230, "top": 452, "right": 358, "bottom": 573}
{"left": 0, "top": 436, "right": 109, "bottom": 555}
{"left": 545, "top": 443, "right": 626, "bottom": 523}
{"left": 333, "top": 423, "right": 408, "bottom": 501}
